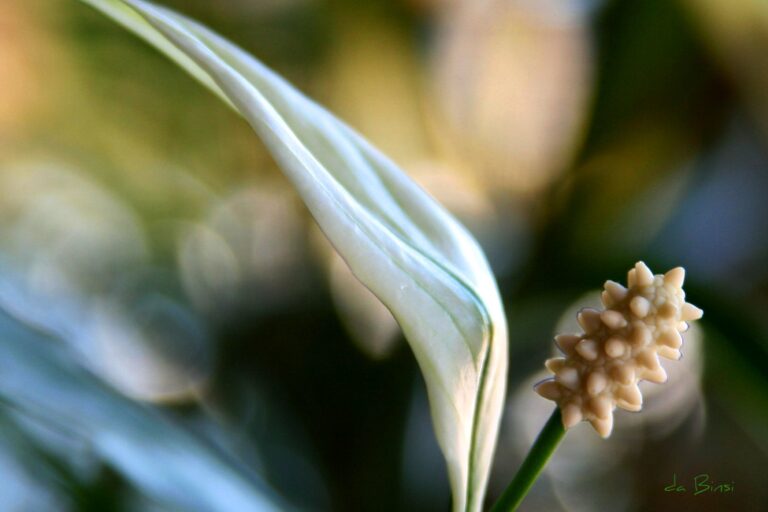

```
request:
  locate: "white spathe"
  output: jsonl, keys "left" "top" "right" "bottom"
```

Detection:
{"left": 78, "top": 1, "right": 508, "bottom": 510}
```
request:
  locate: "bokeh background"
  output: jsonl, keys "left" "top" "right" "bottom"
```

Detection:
{"left": 2, "top": 0, "right": 767, "bottom": 510}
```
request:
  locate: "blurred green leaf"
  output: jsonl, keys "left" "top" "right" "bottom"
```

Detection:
{"left": 77, "top": 1, "right": 509, "bottom": 510}
{"left": 0, "top": 309, "right": 284, "bottom": 512}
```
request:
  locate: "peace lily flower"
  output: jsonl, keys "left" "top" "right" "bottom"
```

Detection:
{"left": 71, "top": 2, "right": 702, "bottom": 510}
{"left": 535, "top": 262, "right": 703, "bottom": 437}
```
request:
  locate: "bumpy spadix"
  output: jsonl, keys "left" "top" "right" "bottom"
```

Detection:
{"left": 535, "top": 262, "right": 702, "bottom": 437}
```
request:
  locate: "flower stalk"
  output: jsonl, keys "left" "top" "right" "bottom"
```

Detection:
{"left": 490, "top": 407, "right": 565, "bottom": 512}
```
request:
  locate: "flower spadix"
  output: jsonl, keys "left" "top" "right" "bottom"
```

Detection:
{"left": 535, "top": 262, "right": 702, "bottom": 437}
{"left": 78, "top": 1, "right": 508, "bottom": 510}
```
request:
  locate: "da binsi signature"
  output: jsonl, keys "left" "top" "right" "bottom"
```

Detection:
{"left": 664, "top": 473, "right": 735, "bottom": 496}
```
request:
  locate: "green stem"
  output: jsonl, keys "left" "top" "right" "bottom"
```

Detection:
{"left": 490, "top": 407, "right": 565, "bottom": 512}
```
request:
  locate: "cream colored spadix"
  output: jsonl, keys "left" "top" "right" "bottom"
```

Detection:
{"left": 535, "top": 262, "right": 702, "bottom": 437}
{"left": 78, "top": 1, "right": 508, "bottom": 510}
